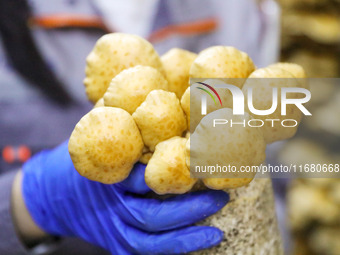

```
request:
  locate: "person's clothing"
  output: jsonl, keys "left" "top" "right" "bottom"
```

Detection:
{"left": 0, "top": 170, "right": 28, "bottom": 255}
{"left": 0, "top": 0, "right": 280, "bottom": 254}
{"left": 0, "top": 169, "right": 110, "bottom": 255}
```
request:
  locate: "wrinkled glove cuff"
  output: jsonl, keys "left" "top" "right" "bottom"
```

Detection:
{"left": 22, "top": 148, "right": 74, "bottom": 237}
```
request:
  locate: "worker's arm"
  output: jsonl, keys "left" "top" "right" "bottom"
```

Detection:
{"left": 11, "top": 171, "right": 48, "bottom": 245}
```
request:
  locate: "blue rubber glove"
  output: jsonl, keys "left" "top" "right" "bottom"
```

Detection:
{"left": 22, "top": 141, "right": 229, "bottom": 255}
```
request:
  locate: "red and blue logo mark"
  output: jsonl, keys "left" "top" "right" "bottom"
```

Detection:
{"left": 196, "top": 82, "right": 222, "bottom": 106}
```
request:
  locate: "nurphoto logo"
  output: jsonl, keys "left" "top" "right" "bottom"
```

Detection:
{"left": 196, "top": 80, "right": 312, "bottom": 128}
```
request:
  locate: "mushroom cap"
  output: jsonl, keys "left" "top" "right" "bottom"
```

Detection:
{"left": 132, "top": 90, "right": 187, "bottom": 151}
{"left": 189, "top": 108, "right": 266, "bottom": 189}
{"left": 161, "top": 48, "right": 197, "bottom": 98}
{"left": 145, "top": 136, "right": 197, "bottom": 194}
{"left": 180, "top": 86, "right": 191, "bottom": 130}
{"left": 269, "top": 62, "right": 308, "bottom": 89}
{"left": 189, "top": 46, "right": 255, "bottom": 79}
{"left": 243, "top": 66, "right": 302, "bottom": 144}
{"left": 104, "top": 65, "right": 168, "bottom": 114}
{"left": 84, "top": 33, "right": 164, "bottom": 103}
{"left": 68, "top": 107, "right": 144, "bottom": 184}
{"left": 269, "top": 62, "right": 306, "bottom": 79}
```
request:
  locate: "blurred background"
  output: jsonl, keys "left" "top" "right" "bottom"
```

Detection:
{"left": 277, "top": 0, "right": 340, "bottom": 254}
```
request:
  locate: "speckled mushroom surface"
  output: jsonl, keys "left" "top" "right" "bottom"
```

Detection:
{"left": 180, "top": 87, "right": 190, "bottom": 130}
{"left": 104, "top": 65, "right": 168, "bottom": 114}
{"left": 68, "top": 107, "right": 144, "bottom": 184}
{"left": 145, "top": 136, "right": 197, "bottom": 195}
{"left": 161, "top": 48, "right": 197, "bottom": 99}
{"left": 189, "top": 46, "right": 255, "bottom": 79}
{"left": 84, "top": 33, "right": 164, "bottom": 103}
{"left": 132, "top": 90, "right": 187, "bottom": 151}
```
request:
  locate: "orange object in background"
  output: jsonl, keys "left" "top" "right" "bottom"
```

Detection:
{"left": 2, "top": 146, "right": 15, "bottom": 164}
{"left": 2, "top": 145, "right": 31, "bottom": 164}
{"left": 18, "top": 145, "right": 31, "bottom": 163}
{"left": 30, "top": 15, "right": 109, "bottom": 31}
{"left": 149, "top": 18, "right": 218, "bottom": 43}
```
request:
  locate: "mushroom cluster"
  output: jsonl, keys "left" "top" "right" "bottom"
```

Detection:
{"left": 68, "top": 33, "right": 307, "bottom": 194}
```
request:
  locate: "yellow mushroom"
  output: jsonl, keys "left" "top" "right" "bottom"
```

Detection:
{"left": 132, "top": 90, "right": 187, "bottom": 151}
{"left": 161, "top": 48, "right": 197, "bottom": 98}
{"left": 269, "top": 62, "right": 306, "bottom": 79}
{"left": 180, "top": 86, "right": 190, "bottom": 130}
{"left": 68, "top": 107, "right": 144, "bottom": 184}
{"left": 269, "top": 62, "right": 308, "bottom": 89}
{"left": 84, "top": 33, "right": 164, "bottom": 103}
{"left": 189, "top": 46, "right": 255, "bottom": 79}
{"left": 145, "top": 136, "right": 197, "bottom": 194}
{"left": 189, "top": 108, "right": 266, "bottom": 189}
{"left": 242, "top": 66, "right": 303, "bottom": 144}
{"left": 77, "top": 34, "right": 306, "bottom": 194}
{"left": 104, "top": 65, "right": 168, "bottom": 114}
{"left": 188, "top": 46, "right": 255, "bottom": 131}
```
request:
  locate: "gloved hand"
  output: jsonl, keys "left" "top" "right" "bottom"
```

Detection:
{"left": 22, "top": 141, "right": 229, "bottom": 255}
